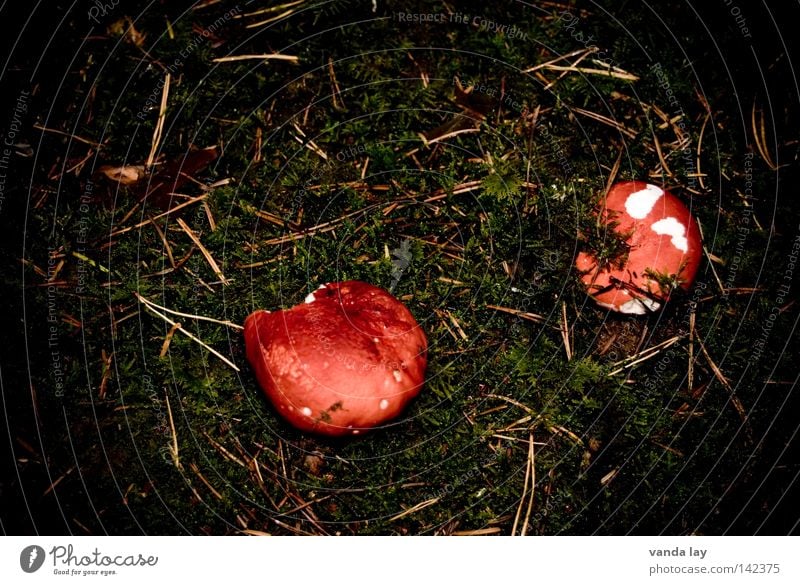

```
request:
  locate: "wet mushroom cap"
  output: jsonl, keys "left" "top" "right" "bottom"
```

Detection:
{"left": 576, "top": 181, "right": 702, "bottom": 314}
{"left": 244, "top": 281, "right": 428, "bottom": 436}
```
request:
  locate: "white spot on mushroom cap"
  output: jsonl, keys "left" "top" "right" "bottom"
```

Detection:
{"left": 352, "top": 429, "right": 360, "bottom": 435}
{"left": 392, "top": 370, "right": 402, "bottom": 382}
{"left": 624, "top": 184, "right": 663, "bottom": 219}
{"left": 379, "top": 399, "right": 389, "bottom": 410}
{"left": 301, "top": 407, "right": 312, "bottom": 417}
{"left": 650, "top": 217, "right": 689, "bottom": 252}
{"left": 304, "top": 292, "right": 316, "bottom": 304}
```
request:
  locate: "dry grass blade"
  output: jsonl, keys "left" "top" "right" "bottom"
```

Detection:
{"left": 159, "top": 322, "right": 181, "bottom": 357}
{"left": 43, "top": 466, "right": 75, "bottom": 496}
{"left": 487, "top": 393, "right": 538, "bottom": 417}
{"left": 688, "top": 311, "right": 696, "bottom": 392}
{"left": 146, "top": 72, "right": 170, "bottom": 169}
{"left": 189, "top": 462, "right": 223, "bottom": 500}
{"left": 203, "top": 432, "right": 247, "bottom": 467}
{"left": 512, "top": 434, "right": 536, "bottom": 536}
{"left": 203, "top": 201, "right": 217, "bottom": 231}
{"left": 212, "top": 54, "right": 299, "bottom": 63}
{"left": 701, "top": 238, "right": 726, "bottom": 297}
{"left": 453, "top": 527, "right": 502, "bottom": 536}
{"left": 694, "top": 331, "right": 751, "bottom": 438}
{"left": 388, "top": 497, "right": 440, "bottom": 522}
{"left": 258, "top": 182, "right": 482, "bottom": 247}
{"left": 148, "top": 215, "right": 176, "bottom": 267}
{"left": 607, "top": 335, "right": 683, "bottom": 376}
{"left": 541, "top": 64, "right": 639, "bottom": 82}
{"left": 259, "top": 202, "right": 380, "bottom": 246}
{"left": 523, "top": 47, "right": 596, "bottom": 73}
{"left": 328, "top": 57, "right": 345, "bottom": 109}
{"left": 652, "top": 129, "right": 673, "bottom": 177}
{"left": 237, "top": 0, "right": 305, "bottom": 18}
{"left": 425, "top": 180, "right": 484, "bottom": 201}
{"left": 603, "top": 147, "right": 624, "bottom": 201}
{"left": 240, "top": 529, "right": 272, "bottom": 536}
{"left": 600, "top": 468, "right": 619, "bottom": 486}
{"left": 136, "top": 292, "right": 243, "bottom": 330}
{"left": 447, "top": 311, "right": 468, "bottom": 341}
{"left": 570, "top": 106, "right": 637, "bottom": 139}
{"left": 696, "top": 112, "right": 710, "bottom": 190}
{"left": 283, "top": 494, "right": 333, "bottom": 516}
{"left": 33, "top": 124, "right": 102, "bottom": 147}
{"left": 135, "top": 293, "right": 241, "bottom": 372}
{"left": 486, "top": 304, "right": 547, "bottom": 325}
{"left": 419, "top": 127, "right": 480, "bottom": 146}
{"left": 751, "top": 102, "right": 778, "bottom": 170}
{"left": 109, "top": 194, "right": 207, "bottom": 237}
{"left": 176, "top": 217, "right": 229, "bottom": 284}
{"left": 241, "top": 0, "right": 307, "bottom": 28}
{"left": 560, "top": 301, "right": 572, "bottom": 361}
{"left": 165, "top": 391, "right": 182, "bottom": 469}
{"left": 292, "top": 123, "right": 328, "bottom": 160}
{"left": 548, "top": 424, "right": 584, "bottom": 446}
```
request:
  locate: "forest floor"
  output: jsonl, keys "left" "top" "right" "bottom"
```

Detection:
{"left": 1, "top": 0, "right": 798, "bottom": 535}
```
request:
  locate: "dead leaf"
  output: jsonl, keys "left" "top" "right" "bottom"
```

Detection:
{"left": 135, "top": 146, "right": 219, "bottom": 209}
{"left": 98, "top": 164, "right": 146, "bottom": 185}
{"left": 421, "top": 77, "right": 498, "bottom": 144}
{"left": 108, "top": 18, "right": 147, "bottom": 48}
{"left": 303, "top": 454, "right": 325, "bottom": 476}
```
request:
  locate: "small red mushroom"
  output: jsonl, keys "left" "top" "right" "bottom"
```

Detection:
{"left": 244, "top": 281, "right": 428, "bottom": 436}
{"left": 575, "top": 181, "right": 702, "bottom": 314}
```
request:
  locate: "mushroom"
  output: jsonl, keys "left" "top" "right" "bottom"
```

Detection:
{"left": 244, "top": 281, "right": 428, "bottom": 436}
{"left": 575, "top": 181, "right": 702, "bottom": 314}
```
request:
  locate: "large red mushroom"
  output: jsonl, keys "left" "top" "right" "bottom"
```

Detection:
{"left": 244, "top": 281, "right": 428, "bottom": 436}
{"left": 576, "top": 181, "right": 702, "bottom": 314}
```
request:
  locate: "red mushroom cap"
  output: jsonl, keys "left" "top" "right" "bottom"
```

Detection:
{"left": 575, "top": 181, "right": 702, "bottom": 314}
{"left": 244, "top": 281, "right": 428, "bottom": 436}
